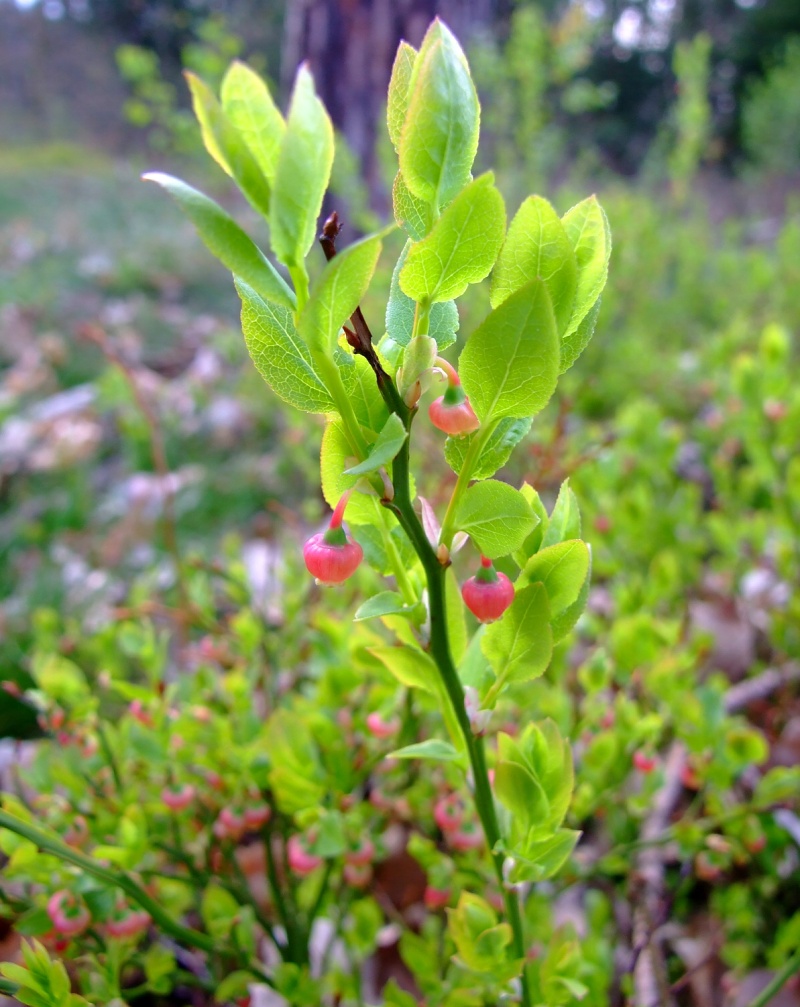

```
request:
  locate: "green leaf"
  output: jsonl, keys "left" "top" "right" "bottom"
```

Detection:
{"left": 445, "top": 417, "right": 532, "bottom": 480}
{"left": 144, "top": 173, "right": 294, "bottom": 309}
{"left": 561, "top": 295, "right": 601, "bottom": 374}
{"left": 185, "top": 70, "right": 231, "bottom": 176}
{"left": 513, "top": 483, "right": 549, "bottom": 564}
{"left": 508, "top": 829, "right": 581, "bottom": 884}
{"left": 354, "top": 591, "right": 411, "bottom": 621}
{"left": 541, "top": 480, "right": 581, "bottom": 548}
{"left": 392, "top": 172, "right": 433, "bottom": 241}
{"left": 185, "top": 71, "right": 271, "bottom": 217}
{"left": 490, "top": 195, "right": 578, "bottom": 335}
{"left": 453, "top": 480, "right": 536, "bottom": 559}
{"left": 447, "top": 893, "right": 512, "bottom": 974}
{"left": 345, "top": 414, "right": 407, "bottom": 476}
{"left": 494, "top": 760, "right": 550, "bottom": 833}
{"left": 400, "top": 174, "right": 506, "bottom": 303}
{"left": 459, "top": 279, "right": 559, "bottom": 423}
{"left": 216, "top": 972, "right": 257, "bottom": 1002}
{"left": 14, "top": 908, "right": 52, "bottom": 937}
{"left": 519, "top": 540, "right": 590, "bottom": 616}
{"left": 264, "top": 709, "right": 326, "bottom": 813}
{"left": 481, "top": 583, "right": 552, "bottom": 683}
{"left": 386, "top": 241, "right": 458, "bottom": 349}
{"left": 236, "top": 280, "right": 334, "bottom": 413}
{"left": 312, "top": 809, "right": 347, "bottom": 857}
{"left": 221, "top": 61, "right": 285, "bottom": 184}
{"left": 388, "top": 739, "right": 461, "bottom": 762}
{"left": 368, "top": 645, "right": 440, "bottom": 695}
{"left": 270, "top": 64, "right": 334, "bottom": 268}
{"left": 320, "top": 420, "right": 385, "bottom": 525}
{"left": 336, "top": 350, "right": 390, "bottom": 434}
{"left": 384, "top": 979, "right": 418, "bottom": 1007}
{"left": 201, "top": 883, "right": 241, "bottom": 941}
{"left": 550, "top": 547, "right": 592, "bottom": 644}
{"left": 387, "top": 42, "right": 417, "bottom": 151}
{"left": 299, "top": 232, "right": 384, "bottom": 354}
{"left": 561, "top": 195, "right": 611, "bottom": 341}
{"left": 399, "top": 20, "right": 479, "bottom": 209}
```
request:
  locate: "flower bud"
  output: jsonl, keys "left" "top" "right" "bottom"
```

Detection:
{"left": 303, "top": 491, "right": 363, "bottom": 585}
{"left": 287, "top": 834, "right": 323, "bottom": 876}
{"left": 423, "top": 885, "right": 450, "bottom": 910}
{"left": 162, "top": 784, "right": 196, "bottom": 811}
{"left": 366, "top": 711, "right": 400, "bottom": 739}
{"left": 428, "top": 357, "right": 479, "bottom": 436}
{"left": 461, "top": 557, "right": 514, "bottom": 623}
{"left": 47, "top": 890, "right": 90, "bottom": 937}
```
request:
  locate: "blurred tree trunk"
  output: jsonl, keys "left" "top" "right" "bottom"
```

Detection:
{"left": 279, "top": 0, "right": 495, "bottom": 211}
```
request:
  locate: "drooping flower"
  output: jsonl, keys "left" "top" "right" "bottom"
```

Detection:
{"left": 461, "top": 556, "right": 514, "bottom": 623}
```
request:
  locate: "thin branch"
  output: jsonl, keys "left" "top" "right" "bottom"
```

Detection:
{"left": 318, "top": 214, "right": 407, "bottom": 417}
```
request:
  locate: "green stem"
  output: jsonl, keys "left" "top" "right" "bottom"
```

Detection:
{"left": 412, "top": 299, "right": 432, "bottom": 340}
{"left": 385, "top": 433, "right": 532, "bottom": 1007}
{"left": 0, "top": 809, "right": 216, "bottom": 955}
{"left": 289, "top": 264, "right": 310, "bottom": 314}
{"left": 439, "top": 419, "right": 498, "bottom": 550}
{"left": 97, "top": 724, "right": 123, "bottom": 796}
{"left": 313, "top": 351, "right": 371, "bottom": 461}
{"left": 744, "top": 950, "right": 800, "bottom": 1007}
{"left": 379, "top": 512, "right": 418, "bottom": 606}
{"left": 262, "top": 821, "right": 300, "bottom": 964}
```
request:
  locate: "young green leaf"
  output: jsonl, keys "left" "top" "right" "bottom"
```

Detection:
{"left": 298, "top": 232, "right": 384, "bottom": 354}
{"left": 513, "top": 483, "right": 549, "bottom": 563}
{"left": 481, "top": 583, "right": 552, "bottom": 683}
{"left": 399, "top": 20, "right": 479, "bottom": 209}
{"left": 185, "top": 71, "right": 271, "bottom": 218}
{"left": 236, "top": 279, "right": 334, "bottom": 413}
{"left": 387, "top": 42, "right": 417, "bottom": 151}
{"left": 560, "top": 295, "right": 601, "bottom": 374}
{"left": 519, "top": 540, "right": 590, "bottom": 616}
{"left": 506, "top": 829, "right": 581, "bottom": 884}
{"left": 494, "top": 759, "right": 550, "bottom": 834}
{"left": 221, "top": 61, "right": 285, "bottom": 185}
{"left": 541, "top": 480, "right": 582, "bottom": 548}
{"left": 445, "top": 417, "right": 533, "bottom": 480}
{"left": 321, "top": 421, "right": 411, "bottom": 525}
{"left": 392, "top": 171, "right": 433, "bottom": 240}
{"left": 368, "top": 645, "right": 441, "bottom": 695}
{"left": 270, "top": 64, "right": 334, "bottom": 269}
{"left": 459, "top": 279, "right": 559, "bottom": 422}
{"left": 453, "top": 480, "right": 536, "bottom": 558}
{"left": 344, "top": 414, "right": 407, "bottom": 476}
{"left": 185, "top": 70, "right": 231, "bottom": 176}
{"left": 490, "top": 195, "right": 578, "bottom": 335}
{"left": 144, "top": 173, "right": 294, "bottom": 309}
{"left": 386, "top": 241, "right": 458, "bottom": 349}
{"left": 550, "top": 548, "right": 592, "bottom": 643}
{"left": 562, "top": 195, "right": 611, "bottom": 339}
{"left": 336, "top": 350, "right": 390, "bottom": 435}
{"left": 388, "top": 739, "right": 462, "bottom": 762}
{"left": 399, "top": 173, "right": 506, "bottom": 303}
{"left": 354, "top": 591, "right": 412, "bottom": 621}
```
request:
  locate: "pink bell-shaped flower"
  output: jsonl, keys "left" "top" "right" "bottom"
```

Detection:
{"left": 461, "top": 556, "right": 514, "bottom": 623}
{"left": 428, "top": 357, "right": 479, "bottom": 437}
{"left": 303, "top": 491, "right": 363, "bottom": 585}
